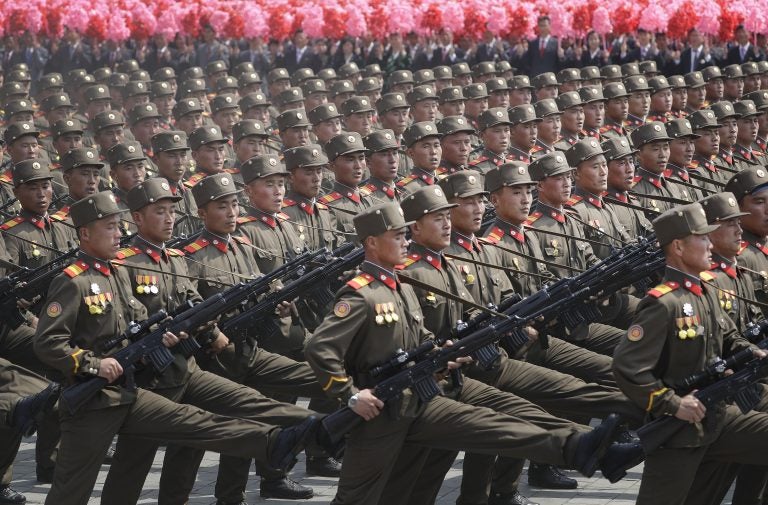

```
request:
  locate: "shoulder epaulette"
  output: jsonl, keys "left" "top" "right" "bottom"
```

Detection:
{"left": 689, "top": 160, "right": 700, "bottom": 169}
{"left": 317, "top": 202, "right": 328, "bottom": 210}
{"left": 0, "top": 172, "right": 11, "bottom": 184}
{"left": 346, "top": 272, "right": 374, "bottom": 290}
{"left": 395, "top": 176, "right": 417, "bottom": 187}
{"left": 398, "top": 254, "right": 421, "bottom": 269}
{"left": 565, "top": 195, "right": 583, "bottom": 207}
{"left": 700, "top": 271, "right": 716, "bottom": 281}
{"left": 183, "top": 173, "right": 206, "bottom": 188}
{"left": 524, "top": 211, "right": 542, "bottom": 226}
{"left": 236, "top": 215, "right": 258, "bottom": 225}
{"left": 648, "top": 281, "right": 679, "bottom": 298}
{"left": 277, "top": 211, "right": 290, "bottom": 220}
{"left": 63, "top": 260, "right": 89, "bottom": 278}
{"left": 282, "top": 198, "right": 297, "bottom": 207}
{"left": 318, "top": 192, "right": 342, "bottom": 204}
{"left": 232, "top": 235, "right": 251, "bottom": 245}
{"left": 184, "top": 237, "right": 212, "bottom": 254}
{"left": 167, "top": 248, "right": 185, "bottom": 257}
{"left": 359, "top": 184, "right": 374, "bottom": 196}
{"left": 0, "top": 216, "right": 24, "bottom": 231}
{"left": 531, "top": 145, "right": 545, "bottom": 153}
{"left": 116, "top": 246, "right": 141, "bottom": 259}
{"left": 469, "top": 156, "right": 489, "bottom": 166}
{"left": 485, "top": 226, "right": 503, "bottom": 244}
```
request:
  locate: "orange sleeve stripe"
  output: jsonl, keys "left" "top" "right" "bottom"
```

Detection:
{"left": 646, "top": 387, "right": 669, "bottom": 412}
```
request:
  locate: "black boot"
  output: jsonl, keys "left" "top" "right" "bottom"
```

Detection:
{"left": 306, "top": 456, "right": 341, "bottom": 477}
{"left": 10, "top": 383, "right": 60, "bottom": 437}
{"left": 488, "top": 489, "right": 540, "bottom": 505}
{"left": 268, "top": 416, "right": 318, "bottom": 472}
{"left": 36, "top": 464, "right": 54, "bottom": 484}
{"left": 570, "top": 413, "right": 621, "bottom": 478}
{"left": 527, "top": 463, "right": 578, "bottom": 489}
{"left": 0, "top": 485, "right": 26, "bottom": 505}
{"left": 599, "top": 442, "right": 645, "bottom": 483}
{"left": 260, "top": 476, "right": 313, "bottom": 499}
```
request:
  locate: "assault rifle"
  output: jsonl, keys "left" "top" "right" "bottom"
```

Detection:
{"left": 220, "top": 244, "right": 362, "bottom": 337}
{"left": 0, "top": 247, "right": 78, "bottom": 329}
{"left": 59, "top": 250, "right": 316, "bottom": 414}
{"left": 319, "top": 235, "right": 665, "bottom": 446}
{"left": 637, "top": 321, "right": 768, "bottom": 454}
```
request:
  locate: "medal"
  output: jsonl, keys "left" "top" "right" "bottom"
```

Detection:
{"left": 375, "top": 303, "right": 384, "bottom": 325}
{"left": 136, "top": 285, "right": 145, "bottom": 294}
{"left": 150, "top": 285, "right": 159, "bottom": 294}
{"left": 683, "top": 303, "right": 693, "bottom": 317}
{"left": 388, "top": 302, "right": 399, "bottom": 322}
{"left": 91, "top": 283, "right": 101, "bottom": 295}
{"left": 687, "top": 328, "right": 696, "bottom": 338}
{"left": 89, "top": 304, "right": 101, "bottom": 315}
{"left": 32, "top": 247, "right": 40, "bottom": 257}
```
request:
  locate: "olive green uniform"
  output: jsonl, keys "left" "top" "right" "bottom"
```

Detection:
{"left": 318, "top": 182, "right": 374, "bottom": 244}
{"left": 163, "top": 179, "right": 201, "bottom": 238}
{"left": 737, "top": 230, "right": 768, "bottom": 317}
{"left": 360, "top": 177, "right": 401, "bottom": 204}
{"left": 564, "top": 188, "right": 632, "bottom": 260}
{"left": 396, "top": 168, "right": 439, "bottom": 195}
{"left": 613, "top": 267, "right": 768, "bottom": 505}
{"left": 33, "top": 253, "right": 292, "bottom": 505}
{"left": 604, "top": 189, "right": 654, "bottom": 239}
{"left": 631, "top": 167, "right": 687, "bottom": 215}
{"left": 665, "top": 163, "right": 707, "bottom": 202}
{"left": 1, "top": 209, "right": 78, "bottom": 270}
{"left": 282, "top": 191, "right": 345, "bottom": 251}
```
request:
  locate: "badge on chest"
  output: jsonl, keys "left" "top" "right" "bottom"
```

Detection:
{"left": 136, "top": 275, "right": 159, "bottom": 295}
{"left": 375, "top": 302, "right": 400, "bottom": 325}
{"left": 84, "top": 293, "right": 113, "bottom": 315}
{"left": 677, "top": 303, "right": 703, "bottom": 339}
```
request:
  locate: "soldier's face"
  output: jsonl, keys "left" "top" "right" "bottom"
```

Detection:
{"left": 724, "top": 78, "right": 744, "bottom": 100}
{"left": 331, "top": 152, "right": 366, "bottom": 186}
{"left": 14, "top": 179, "right": 52, "bottom": 216}
{"left": 607, "top": 156, "right": 636, "bottom": 191}
{"left": 706, "top": 79, "right": 724, "bottom": 100}
{"left": 133, "top": 201, "right": 176, "bottom": 243}
{"left": 492, "top": 185, "right": 533, "bottom": 224}
{"left": 687, "top": 86, "right": 707, "bottom": 109}
{"left": 10, "top": 112, "right": 34, "bottom": 124}
{"left": 464, "top": 98, "right": 488, "bottom": 119}
{"left": 245, "top": 174, "right": 285, "bottom": 213}
{"left": 8, "top": 136, "right": 39, "bottom": 163}
{"left": 199, "top": 195, "right": 239, "bottom": 235}
{"left": 380, "top": 108, "right": 410, "bottom": 135}
{"left": 81, "top": 215, "right": 122, "bottom": 259}
{"left": 48, "top": 106, "right": 75, "bottom": 123}
{"left": 411, "top": 209, "right": 452, "bottom": 251}
{"left": 367, "top": 229, "right": 408, "bottom": 266}
{"left": 671, "top": 89, "right": 688, "bottom": 111}
{"left": 450, "top": 195, "right": 484, "bottom": 235}
{"left": 637, "top": 142, "right": 670, "bottom": 173}
{"left": 560, "top": 81, "right": 581, "bottom": 93}
{"left": 745, "top": 75, "right": 761, "bottom": 94}
{"left": 304, "top": 93, "right": 328, "bottom": 111}
{"left": 407, "top": 138, "right": 442, "bottom": 171}
{"left": 289, "top": 166, "right": 323, "bottom": 198}
{"left": 132, "top": 118, "right": 161, "bottom": 146}
{"left": 344, "top": 111, "right": 374, "bottom": 136}
{"left": 110, "top": 160, "right": 146, "bottom": 192}
{"left": 411, "top": 100, "right": 439, "bottom": 123}
{"left": 368, "top": 149, "right": 399, "bottom": 181}
{"left": 155, "top": 95, "right": 176, "bottom": 117}
{"left": 575, "top": 155, "right": 608, "bottom": 194}
{"left": 758, "top": 112, "right": 768, "bottom": 135}
{"left": 537, "top": 115, "right": 561, "bottom": 144}
{"left": 740, "top": 190, "right": 768, "bottom": 236}
{"left": 606, "top": 97, "right": 628, "bottom": 121}
{"left": 488, "top": 91, "right": 510, "bottom": 109}
{"left": 650, "top": 90, "right": 673, "bottom": 113}
{"left": 441, "top": 133, "right": 472, "bottom": 166}
{"left": 694, "top": 128, "right": 720, "bottom": 156}
{"left": 561, "top": 107, "right": 584, "bottom": 133}
{"left": 234, "top": 136, "right": 265, "bottom": 162}
{"left": 192, "top": 143, "right": 226, "bottom": 174}
{"left": 244, "top": 106, "right": 270, "bottom": 123}
{"left": 536, "top": 86, "right": 559, "bottom": 100}
{"left": 510, "top": 89, "right": 532, "bottom": 106}
{"left": 628, "top": 92, "right": 651, "bottom": 117}
{"left": 86, "top": 99, "right": 111, "bottom": 118}
{"left": 675, "top": 234, "right": 712, "bottom": 274}
{"left": 177, "top": 113, "right": 204, "bottom": 134}
{"left": 54, "top": 133, "right": 83, "bottom": 155}
{"left": 213, "top": 109, "right": 240, "bottom": 135}
{"left": 313, "top": 117, "right": 342, "bottom": 144}
{"left": 718, "top": 118, "right": 738, "bottom": 147}
{"left": 64, "top": 166, "right": 101, "bottom": 200}
{"left": 537, "top": 172, "right": 573, "bottom": 206}
{"left": 440, "top": 101, "right": 465, "bottom": 117}
{"left": 669, "top": 137, "right": 696, "bottom": 166}
{"left": 280, "top": 126, "right": 310, "bottom": 148}
{"left": 156, "top": 150, "right": 188, "bottom": 181}
{"left": 737, "top": 116, "right": 759, "bottom": 144}
{"left": 481, "top": 125, "right": 510, "bottom": 154}
{"left": 709, "top": 218, "right": 743, "bottom": 258}
{"left": 511, "top": 122, "right": 537, "bottom": 149}
{"left": 96, "top": 126, "right": 125, "bottom": 150}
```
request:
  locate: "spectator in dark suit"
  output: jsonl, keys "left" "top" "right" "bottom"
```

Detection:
{"left": 236, "top": 38, "right": 272, "bottom": 77}
{"left": 144, "top": 34, "right": 178, "bottom": 74}
{"left": 726, "top": 25, "right": 763, "bottom": 65}
{"left": 523, "top": 16, "right": 560, "bottom": 75}
{"left": 331, "top": 37, "right": 364, "bottom": 71}
{"left": 95, "top": 40, "right": 134, "bottom": 70}
{"left": 382, "top": 33, "right": 411, "bottom": 74}
{"left": 283, "top": 29, "right": 323, "bottom": 73}
{"left": 195, "top": 24, "right": 230, "bottom": 69}
{"left": 12, "top": 32, "right": 49, "bottom": 87}
{"left": 431, "top": 29, "right": 465, "bottom": 66}
{"left": 676, "top": 28, "right": 714, "bottom": 74}
{"left": 47, "top": 28, "right": 94, "bottom": 74}
{"left": 474, "top": 30, "right": 507, "bottom": 64}
{"left": 580, "top": 31, "right": 611, "bottom": 68}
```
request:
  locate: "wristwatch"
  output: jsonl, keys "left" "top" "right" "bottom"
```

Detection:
{"left": 347, "top": 393, "right": 359, "bottom": 409}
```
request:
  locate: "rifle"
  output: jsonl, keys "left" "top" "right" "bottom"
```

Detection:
{"left": 220, "top": 244, "right": 362, "bottom": 337}
{"left": 637, "top": 328, "right": 768, "bottom": 454}
{"left": 0, "top": 248, "right": 79, "bottom": 329}
{"left": 319, "top": 235, "right": 664, "bottom": 445}
{"left": 59, "top": 250, "right": 317, "bottom": 414}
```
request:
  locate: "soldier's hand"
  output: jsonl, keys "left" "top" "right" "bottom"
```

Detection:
{"left": 524, "top": 326, "right": 538, "bottom": 342}
{"left": 162, "top": 331, "right": 181, "bottom": 348}
{"left": 754, "top": 349, "right": 767, "bottom": 359}
{"left": 353, "top": 389, "right": 383, "bottom": 421}
{"left": 207, "top": 333, "right": 230, "bottom": 354}
{"left": 447, "top": 356, "right": 473, "bottom": 370}
{"left": 275, "top": 301, "right": 292, "bottom": 318}
{"left": 98, "top": 358, "right": 123, "bottom": 383}
{"left": 675, "top": 392, "right": 706, "bottom": 423}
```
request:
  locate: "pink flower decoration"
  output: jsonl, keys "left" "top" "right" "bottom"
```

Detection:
{"left": 592, "top": 6, "right": 613, "bottom": 35}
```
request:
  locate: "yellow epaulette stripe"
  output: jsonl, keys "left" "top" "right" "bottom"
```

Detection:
{"left": 117, "top": 247, "right": 139, "bottom": 258}
{"left": 396, "top": 176, "right": 417, "bottom": 187}
{"left": 647, "top": 387, "right": 669, "bottom": 412}
{"left": 70, "top": 349, "right": 84, "bottom": 374}
{"left": 167, "top": 248, "right": 185, "bottom": 256}
{"left": 0, "top": 216, "right": 24, "bottom": 230}
{"left": 648, "top": 284, "right": 673, "bottom": 298}
{"left": 565, "top": 196, "right": 582, "bottom": 206}
{"left": 319, "top": 192, "right": 342, "bottom": 203}
{"left": 63, "top": 263, "right": 86, "bottom": 278}
{"left": 184, "top": 242, "right": 205, "bottom": 254}
{"left": 236, "top": 216, "right": 258, "bottom": 224}
{"left": 347, "top": 275, "right": 373, "bottom": 289}
{"left": 232, "top": 235, "right": 251, "bottom": 245}
{"left": 321, "top": 375, "right": 349, "bottom": 391}
{"left": 700, "top": 271, "right": 716, "bottom": 281}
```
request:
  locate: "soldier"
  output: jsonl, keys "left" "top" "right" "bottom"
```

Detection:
{"left": 624, "top": 75, "right": 652, "bottom": 132}
{"left": 723, "top": 65, "right": 745, "bottom": 102}
{"left": 276, "top": 109, "right": 311, "bottom": 149}
{"left": 557, "top": 68, "right": 582, "bottom": 94}
{"left": 305, "top": 201, "right": 636, "bottom": 505}
{"left": 361, "top": 130, "right": 401, "bottom": 203}
{"left": 387, "top": 69, "right": 415, "bottom": 94}
{"left": 507, "top": 104, "right": 539, "bottom": 163}
{"left": 397, "top": 122, "right": 443, "bottom": 194}
{"left": 563, "top": 139, "right": 631, "bottom": 259}
{"left": 646, "top": 76, "right": 673, "bottom": 123}
{"left": 107, "top": 141, "right": 146, "bottom": 237}
{"left": 354, "top": 77, "right": 382, "bottom": 108}
{"left": 91, "top": 111, "right": 127, "bottom": 165}
{"left": 711, "top": 101, "right": 744, "bottom": 174}
{"left": 600, "top": 66, "right": 623, "bottom": 85}
{"left": 612, "top": 202, "right": 768, "bottom": 505}
{"left": 438, "top": 86, "right": 466, "bottom": 119}
{"left": 462, "top": 83, "right": 490, "bottom": 134}
{"left": 308, "top": 103, "right": 343, "bottom": 145}
{"left": 600, "top": 83, "right": 629, "bottom": 141}
{"left": 341, "top": 96, "right": 376, "bottom": 137}
{"left": 231, "top": 119, "right": 269, "bottom": 169}
{"left": 150, "top": 82, "right": 176, "bottom": 130}
{"left": 552, "top": 92, "right": 584, "bottom": 151}
{"left": 703, "top": 66, "right": 725, "bottom": 105}
{"left": 33, "top": 190, "right": 319, "bottom": 505}
{"left": 468, "top": 108, "right": 513, "bottom": 175}
{"left": 509, "top": 76, "right": 534, "bottom": 106}
{"left": 408, "top": 85, "right": 440, "bottom": 123}
{"left": 668, "top": 75, "right": 689, "bottom": 119}
{"left": 689, "top": 109, "right": 729, "bottom": 192}
{"left": 1, "top": 123, "right": 44, "bottom": 213}
{"left": 82, "top": 85, "right": 113, "bottom": 127}
{"left": 744, "top": 90, "right": 768, "bottom": 152}
{"left": 47, "top": 118, "right": 85, "bottom": 198}
{"left": 437, "top": 116, "right": 475, "bottom": 176}
{"left": 663, "top": 118, "right": 708, "bottom": 202}
{"left": 330, "top": 80, "right": 356, "bottom": 110}
{"left": 121, "top": 81, "right": 152, "bottom": 116}
{"left": 209, "top": 94, "right": 240, "bottom": 164}
{"left": 172, "top": 97, "right": 205, "bottom": 136}
{"left": 375, "top": 92, "right": 413, "bottom": 177}
{"left": 127, "top": 103, "right": 163, "bottom": 176}
{"left": 629, "top": 122, "right": 686, "bottom": 215}
{"left": 601, "top": 138, "right": 654, "bottom": 238}
{"left": 451, "top": 62, "right": 472, "bottom": 87}
{"left": 56, "top": 148, "right": 104, "bottom": 223}
{"left": 533, "top": 73, "right": 559, "bottom": 101}
{"left": 684, "top": 71, "right": 708, "bottom": 114}
{"left": 743, "top": 61, "right": 762, "bottom": 95}
{"left": 486, "top": 78, "right": 511, "bottom": 109}
{"left": 282, "top": 144, "right": 344, "bottom": 250}
{"left": 532, "top": 99, "right": 562, "bottom": 160}
{"left": 150, "top": 130, "right": 200, "bottom": 238}
{"left": 185, "top": 125, "right": 229, "bottom": 189}
{"left": 733, "top": 100, "right": 767, "bottom": 167}
{"left": 579, "top": 86, "right": 607, "bottom": 140}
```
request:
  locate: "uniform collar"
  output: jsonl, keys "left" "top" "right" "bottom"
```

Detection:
{"left": 451, "top": 230, "right": 480, "bottom": 252}
{"left": 78, "top": 251, "right": 115, "bottom": 276}
{"left": 409, "top": 243, "right": 443, "bottom": 269}
{"left": 507, "top": 146, "right": 531, "bottom": 162}
{"left": 536, "top": 202, "right": 567, "bottom": 223}
{"left": 438, "top": 159, "right": 466, "bottom": 175}
{"left": 367, "top": 177, "right": 397, "bottom": 199}
{"left": 411, "top": 167, "right": 437, "bottom": 185}
{"left": 664, "top": 266, "right": 703, "bottom": 296}
{"left": 665, "top": 162, "right": 689, "bottom": 181}
{"left": 19, "top": 208, "right": 50, "bottom": 229}
{"left": 333, "top": 181, "right": 362, "bottom": 203}
{"left": 135, "top": 235, "right": 169, "bottom": 263}
{"left": 741, "top": 229, "right": 768, "bottom": 256}
{"left": 734, "top": 143, "right": 754, "bottom": 160}
{"left": 711, "top": 252, "right": 738, "bottom": 279}
{"left": 248, "top": 206, "right": 280, "bottom": 229}
{"left": 573, "top": 187, "right": 603, "bottom": 208}
{"left": 606, "top": 187, "right": 628, "bottom": 203}
{"left": 636, "top": 167, "right": 665, "bottom": 189}
{"left": 201, "top": 228, "right": 233, "bottom": 253}
{"left": 285, "top": 191, "right": 317, "bottom": 215}
{"left": 360, "top": 260, "right": 397, "bottom": 290}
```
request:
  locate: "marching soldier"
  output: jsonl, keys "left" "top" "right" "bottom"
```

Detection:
{"left": 507, "top": 104, "right": 539, "bottom": 163}
{"left": 107, "top": 141, "right": 147, "bottom": 236}
{"left": 601, "top": 138, "right": 654, "bottom": 238}
{"left": 308, "top": 103, "right": 344, "bottom": 146}
{"left": 397, "top": 121, "right": 443, "bottom": 194}
{"left": 276, "top": 109, "right": 311, "bottom": 150}
{"left": 375, "top": 92, "right": 413, "bottom": 177}
{"left": 600, "top": 83, "right": 630, "bottom": 141}
{"left": 689, "top": 109, "right": 730, "bottom": 191}
{"left": 47, "top": 118, "right": 85, "bottom": 198}
{"left": 623, "top": 75, "right": 652, "bottom": 133}
{"left": 711, "top": 101, "right": 746, "bottom": 174}
{"left": 629, "top": 122, "right": 686, "bottom": 215}
{"left": 437, "top": 116, "right": 475, "bottom": 176}
{"left": 360, "top": 130, "right": 401, "bottom": 202}
{"left": 553, "top": 92, "right": 584, "bottom": 151}
{"left": 579, "top": 86, "right": 607, "bottom": 140}
{"left": 532, "top": 99, "right": 562, "bottom": 160}
{"left": 684, "top": 71, "right": 708, "bottom": 115}
{"left": 468, "top": 108, "right": 513, "bottom": 175}
{"left": 172, "top": 97, "right": 205, "bottom": 137}
{"left": 664, "top": 118, "right": 707, "bottom": 202}
{"left": 733, "top": 100, "right": 767, "bottom": 167}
